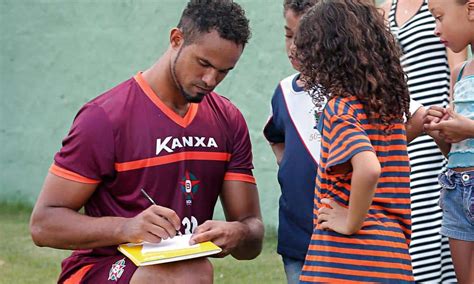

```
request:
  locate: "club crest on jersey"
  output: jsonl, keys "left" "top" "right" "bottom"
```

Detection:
{"left": 108, "top": 258, "right": 126, "bottom": 281}
{"left": 179, "top": 170, "right": 201, "bottom": 206}
{"left": 156, "top": 136, "right": 218, "bottom": 155}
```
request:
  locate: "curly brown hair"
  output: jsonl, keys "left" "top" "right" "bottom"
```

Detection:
{"left": 294, "top": 0, "right": 410, "bottom": 127}
{"left": 283, "top": 0, "right": 318, "bottom": 16}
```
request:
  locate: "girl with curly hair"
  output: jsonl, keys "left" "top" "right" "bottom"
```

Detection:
{"left": 294, "top": 0, "right": 414, "bottom": 282}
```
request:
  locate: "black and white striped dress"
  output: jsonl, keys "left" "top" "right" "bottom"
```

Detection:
{"left": 388, "top": 0, "right": 456, "bottom": 282}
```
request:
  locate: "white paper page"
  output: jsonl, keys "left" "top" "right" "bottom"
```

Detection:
{"left": 141, "top": 234, "right": 199, "bottom": 254}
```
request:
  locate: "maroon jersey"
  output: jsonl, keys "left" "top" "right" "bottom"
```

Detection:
{"left": 52, "top": 73, "right": 255, "bottom": 281}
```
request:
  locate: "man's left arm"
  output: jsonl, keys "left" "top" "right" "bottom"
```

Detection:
{"left": 189, "top": 180, "right": 264, "bottom": 260}
{"left": 189, "top": 105, "right": 264, "bottom": 259}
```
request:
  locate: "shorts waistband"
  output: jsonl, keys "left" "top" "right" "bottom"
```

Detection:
{"left": 440, "top": 169, "right": 474, "bottom": 188}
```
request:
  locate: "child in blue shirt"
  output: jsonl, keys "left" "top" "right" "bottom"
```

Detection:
{"left": 263, "top": 1, "right": 319, "bottom": 283}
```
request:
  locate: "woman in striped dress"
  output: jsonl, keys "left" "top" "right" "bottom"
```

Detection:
{"left": 380, "top": 0, "right": 467, "bottom": 282}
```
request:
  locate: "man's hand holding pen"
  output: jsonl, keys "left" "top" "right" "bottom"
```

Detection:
{"left": 117, "top": 188, "right": 182, "bottom": 244}
{"left": 118, "top": 203, "right": 181, "bottom": 244}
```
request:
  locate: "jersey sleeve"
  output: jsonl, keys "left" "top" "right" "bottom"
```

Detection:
{"left": 224, "top": 108, "right": 256, "bottom": 184}
{"left": 325, "top": 100, "right": 374, "bottom": 172}
{"left": 263, "top": 85, "right": 285, "bottom": 144}
{"left": 50, "top": 103, "right": 115, "bottom": 183}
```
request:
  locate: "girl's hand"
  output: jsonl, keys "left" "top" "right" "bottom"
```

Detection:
{"left": 317, "top": 199, "right": 355, "bottom": 235}
{"left": 423, "top": 105, "right": 449, "bottom": 127}
{"left": 425, "top": 108, "right": 474, "bottom": 143}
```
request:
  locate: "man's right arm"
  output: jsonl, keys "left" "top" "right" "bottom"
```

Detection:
{"left": 30, "top": 173, "right": 181, "bottom": 250}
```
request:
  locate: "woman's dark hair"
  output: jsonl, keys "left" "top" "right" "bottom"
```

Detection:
{"left": 295, "top": 0, "right": 410, "bottom": 128}
{"left": 178, "top": 0, "right": 251, "bottom": 47}
{"left": 283, "top": 0, "right": 318, "bottom": 16}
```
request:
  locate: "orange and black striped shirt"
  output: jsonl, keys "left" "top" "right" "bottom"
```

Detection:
{"left": 300, "top": 96, "right": 414, "bottom": 283}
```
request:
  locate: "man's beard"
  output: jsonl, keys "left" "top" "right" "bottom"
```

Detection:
{"left": 180, "top": 89, "right": 206, "bottom": 103}
{"left": 171, "top": 47, "right": 207, "bottom": 103}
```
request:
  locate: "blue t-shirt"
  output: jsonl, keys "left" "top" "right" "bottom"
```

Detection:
{"left": 263, "top": 73, "right": 323, "bottom": 260}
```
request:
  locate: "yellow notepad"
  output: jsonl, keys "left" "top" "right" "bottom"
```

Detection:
{"left": 118, "top": 234, "right": 222, "bottom": 266}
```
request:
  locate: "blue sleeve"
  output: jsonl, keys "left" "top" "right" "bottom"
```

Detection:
{"left": 263, "top": 85, "right": 285, "bottom": 144}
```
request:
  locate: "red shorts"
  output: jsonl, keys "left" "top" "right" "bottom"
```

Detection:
{"left": 62, "top": 255, "right": 138, "bottom": 284}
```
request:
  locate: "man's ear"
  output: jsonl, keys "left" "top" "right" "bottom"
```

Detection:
{"left": 170, "top": 28, "right": 184, "bottom": 49}
{"left": 468, "top": 0, "right": 474, "bottom": 21}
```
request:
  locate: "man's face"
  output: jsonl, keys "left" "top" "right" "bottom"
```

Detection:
{"left": 170, "top": 30, "right": 243, "bottom": 103}
{"left": 284, "top": 9, "right": 303, "bottom": 71}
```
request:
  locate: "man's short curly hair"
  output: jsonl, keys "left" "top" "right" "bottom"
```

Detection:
{"left": 177, "top": 0, "right": 251, "bottom": 46}
{"left": 283, "top": 0, "right": 318, "bottom": 16}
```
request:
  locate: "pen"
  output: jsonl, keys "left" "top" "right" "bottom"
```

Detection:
{"left": 141, "top": 188, "right": 156, "bottom": 205}
{"left": 140, "top": 188, "right": 182, "bottom": 236}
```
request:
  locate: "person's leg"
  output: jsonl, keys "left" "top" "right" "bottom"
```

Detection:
{"left": 471, "top": 247, "right": 474, "bottom": 284}
{"left": 130, "top": 257, "right": 213, "bottom": 284}
{"left": 62, "top": 256, "right": 138, "bottom": 283}
{"left": 449, "top": 239, "right": 474, "bottom": 284}
{"left": 62, "top": 256, "right": 213, "bottom": 284}
{"left": 282, "top": 256, "right": 304, "bottom": 284}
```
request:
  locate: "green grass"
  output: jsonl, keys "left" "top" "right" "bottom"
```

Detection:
{"left": 0, "top": 203, "right": 285, "bottom": 284}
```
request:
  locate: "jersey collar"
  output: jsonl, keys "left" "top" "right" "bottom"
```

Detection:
{"left": 134, "top": 72, "right": 198, "bottom": 128}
